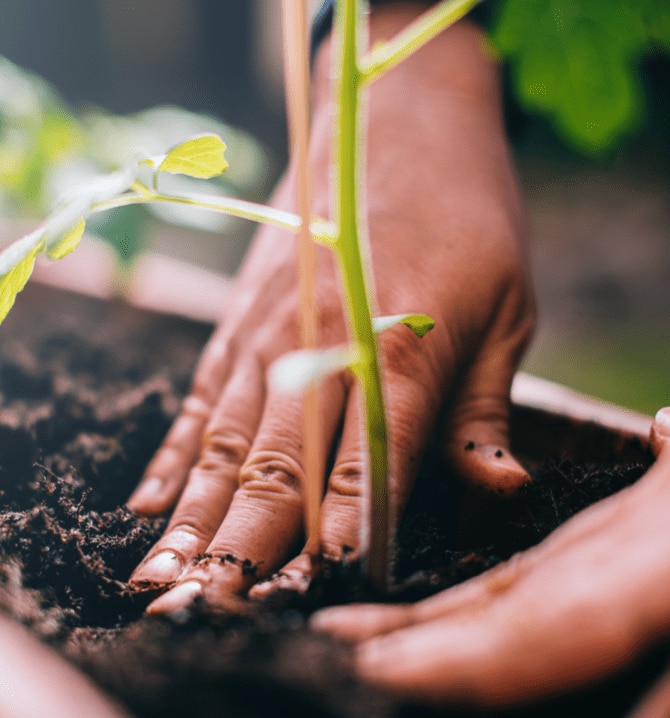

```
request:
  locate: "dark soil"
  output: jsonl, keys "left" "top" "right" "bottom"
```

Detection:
{"left": 0, "top": 284, "right": 665, "bottom": 718}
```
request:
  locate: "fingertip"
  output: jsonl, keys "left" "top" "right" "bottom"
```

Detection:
{"left": 355, "top": 634, "right": 394, "bottom": 682}
{"left": 145, "top": 579, "right": 203, "bottom": 616}
{"left": 127, "top": 476, "right": 172, "bottom": 516}
{"left": 310, "top": 604, "right": 412, "bottom": 642}
{"left": 129, "top": 550, "right": 184, "bottom": 586}
{"left": 450, "top": 440, "right": 530, "bottom": 494}
{"left": 651, "top": 407, "right": 670, "bottom": 458}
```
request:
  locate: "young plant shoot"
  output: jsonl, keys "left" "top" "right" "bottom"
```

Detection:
{"left": 0, "top": 0, "right": 482, "bottom": 588}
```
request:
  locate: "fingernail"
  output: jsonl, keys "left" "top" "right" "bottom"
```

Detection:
{"left": 146, "top": 580, "right": 203, "bottom": 615}
{"left": 654, "top": 408, "right": 670, "bottom": 437}
{"left": 131, "top": 551, "right": 183, "bottom": 585}
{"left": 249, "top": 570, "right": 310, "bottom": 599}
{"left": 128, "top": 476, "right": 165, "bottom": 508}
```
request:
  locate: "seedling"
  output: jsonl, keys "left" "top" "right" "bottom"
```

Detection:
{"left": 0, "top": 0, "right": 479, "bottom": 587}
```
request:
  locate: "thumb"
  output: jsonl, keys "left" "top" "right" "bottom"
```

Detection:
{"left": 650, "top": 407, "right": 670, "bottom": 459}
{"left": 443, "top": 296, "right": 533, "bottom": 495}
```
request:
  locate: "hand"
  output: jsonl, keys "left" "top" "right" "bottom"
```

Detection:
{"left": 312, "top": 409, "right": 670, "bottom": 713}
{"left": 126, "top": 5, "right": 535, "bottom": 614}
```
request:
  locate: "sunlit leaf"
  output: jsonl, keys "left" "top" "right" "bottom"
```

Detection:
{"left": 269, "top": 345, "right": 360, "bottom": 394}
{"left": 372, "top": 313, "right": 435, "bottom": 338}
{"left": 157, "top": 134, "right": 228, "bottom": 179}
{"left": 0, "top": 240, "right": 44, "bottom": 324}
{"left": 47, "top": 217, "right": 85, "bottom": 260}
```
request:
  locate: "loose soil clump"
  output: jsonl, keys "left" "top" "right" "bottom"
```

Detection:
{"left": 0, "top": 285, "right": 665, "bottom": 717}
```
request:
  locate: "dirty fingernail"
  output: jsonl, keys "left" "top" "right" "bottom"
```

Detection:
{"left": 131, "top": 551, "right": 184, "bottom": 585}
{"left": 249, "top": 569, "right": 311, "bottom": 599}
{"left": 146, "top": 580, "right": 203, "bottom": 615}
{"left": 128, "top": 476, "right": 164, "bottom": 508}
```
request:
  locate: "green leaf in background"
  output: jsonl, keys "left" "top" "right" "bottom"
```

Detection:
{"left": 89, "top": 205, "right": 146, "bottom": 267}
{"left": 639, "top": 0, "right": 670, "bottom": 48}
{"left": 491, "top": 0, "right": 669, "bottom": 153}
{"left": 157, "top": 134, "right": 228, "bottom": 179}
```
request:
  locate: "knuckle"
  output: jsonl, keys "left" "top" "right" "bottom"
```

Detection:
{"left": 451, "top": 395, "right": 509, "bottom": 434}
{"left": 181, "top": 393, "right": 212, "bottom": 421}
{"left": 165, "top": 520, "right": 212, "bottom": 547}
{"left": 200, "top": 428, "right": 251, "bottom": 469}
{"left": 378, "top": 324, "right": 431, "bottom": 379}
{"left": 328, "top": 460, "right": 364, "bottom": 499}
{"left": 239, "top": 451, "right": 304, "bottom": 496}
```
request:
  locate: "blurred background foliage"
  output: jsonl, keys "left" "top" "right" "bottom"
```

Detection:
{"left": 0, "top": 0, "right": 668, "bottom": 413}
{"left": 491, "top": 0, "right": 670, "bottom": 154}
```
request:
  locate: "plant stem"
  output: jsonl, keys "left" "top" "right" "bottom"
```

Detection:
{"left": 281, "top": 0, "right": 322, "bottom": 559}
{"left": 333, "top": 0, "right": 389, "bottom": 588}
{"left": 360, "top": 0, "right": 482, "bottom": 85}
{"left": 89, "top": 191, "right": 336, "bottom": 246}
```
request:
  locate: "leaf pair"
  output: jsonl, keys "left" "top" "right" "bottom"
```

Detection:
{"left": 0, "top": 134, "right": 229, "bottom": 325}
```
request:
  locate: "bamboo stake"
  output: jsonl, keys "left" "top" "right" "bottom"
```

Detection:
{"left": 281, "top": 0, "right": 322, "bottom": 558}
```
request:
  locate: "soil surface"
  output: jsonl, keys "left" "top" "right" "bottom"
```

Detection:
{"left": 0, "top": 284, "right": 665, "bottom": 718}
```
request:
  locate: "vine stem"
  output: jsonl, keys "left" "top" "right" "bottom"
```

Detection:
{"left": 360, "top": 0, "right": 482, "bottom": 84}
{"left": 333, "top": 0, "right": 389, "bottom": 588}
{"left": 281, "top": 0, "right": 322, "bottom": 558}
{"left": 89, "top": 191, "right": 336, "bottom": 245}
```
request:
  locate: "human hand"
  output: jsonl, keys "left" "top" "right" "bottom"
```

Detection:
{"left": 126, "top": 5, "right": 535, "bottom": 614}
{"left": 312, "top": 409, "right": 670, "bottom": 712}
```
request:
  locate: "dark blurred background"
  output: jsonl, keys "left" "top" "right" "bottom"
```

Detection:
{"left": 0, "top": 0, "right": 668, "bottom": 413}
{"left": 0, "top": 0, "right": 287, "bottom": 162}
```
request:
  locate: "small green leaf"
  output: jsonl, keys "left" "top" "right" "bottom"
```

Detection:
{"left": 47, "top": 217, "right": 85, "bottom": 260}
{"left": 0, "top": 241, "right": 44, "bottom": 324}
{"left": 372, "top": 313, "right": 435, "bottom": 338}
{"left": 269, "top": 345, "right": 360, "bottom": 394}
{"left": 157, "top": 134, "right": 228, "bottom": 179}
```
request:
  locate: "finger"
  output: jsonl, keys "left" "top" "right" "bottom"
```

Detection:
{"left": 650, "top": 407, "right": 670, "bottom": 459}
{"left": 322, "top": 345, "right": 445, "bottom": 560}
{"left": 311, "top": 603, "right": 414, "bottom": 642}
{"left": 311, "top": 553, "right": 525, "bottom": 642}
{"left": 444, "top": 286, "right": 534, "bottom": 494}
{"left": 248, "top": 551, "right": 314, "bottom": 597}
{"left": 146, "top": 375, "right": 346, "bottom": 614}
{"left": 128, "top": 324, "right": 235, "bottom": 515}
{"left": 354, "top": 470, "right": 670, "bottom": 707}
{"left": 312, "top": 458, "right": 654, "bottom": 642}
{"left": 129, "top": 357, "right": 264, "bottom": 587}
{"left": 253, "top": 332, "right": 448, "bottom": 599}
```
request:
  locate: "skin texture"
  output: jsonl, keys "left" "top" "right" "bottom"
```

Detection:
{"left": 312, "top": 408, "right": 670, "bottom": 710}
{"left": 0, "top": 614, "right": 129, "bottom": 718}
{"left": 127, "top": 4, "right": 535, "bottom": 613}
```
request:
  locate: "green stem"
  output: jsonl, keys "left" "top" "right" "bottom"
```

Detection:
{"left": 334, "top": 0, "right": 389, "bottom": 588}
{"left": 360, "top": 0, "right": 482, "bottom": 85}
{"left": 89, "top": 191, "right": 336, "bottom": 246}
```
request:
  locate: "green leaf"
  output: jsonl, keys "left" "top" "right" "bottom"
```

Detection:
{"left": 372, "top": 313, "right": 435, "bottom": 338}
{"left": 0, "top": 240, "right": 44, "bottom": 324}
{"left": 269, "top": 345, "right": 361, "bottom": 394}
{"left": 491, "top": 0, "right": 656, "bottom": 152}
{"left": 46, "top": 217, "right": 85, "bottom": 260}
{"left": 157, "top": 134, "right": 228, "bottom": 179}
